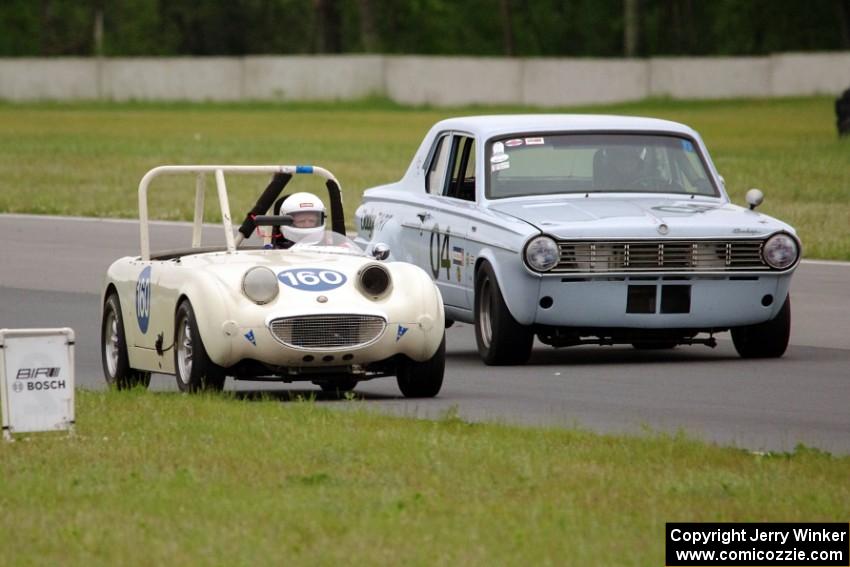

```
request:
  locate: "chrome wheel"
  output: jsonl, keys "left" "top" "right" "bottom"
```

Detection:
{"left": 176, "top": 315, "right": 194, "bottom": 383}
{"left": 104, "top": 309, "right": 120, "bottom": 377}
{"left": 478, "top": 276, "right": 493, "bottom": 349}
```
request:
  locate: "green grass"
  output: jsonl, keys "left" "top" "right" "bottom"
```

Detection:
{"left": 0, "top": 390, "right": 847, "bottom": 566}
{"left": 0, "top": 97, "right": 848, "bottom": 258}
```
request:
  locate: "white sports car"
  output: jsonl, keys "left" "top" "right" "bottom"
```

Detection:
{"left": 355, "top": 115, "right": 801, "bottom": 365}
{"left": 100, "top": 165, "right": 445, "bottom": 396}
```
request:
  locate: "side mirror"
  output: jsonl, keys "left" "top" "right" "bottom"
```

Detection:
{"left": 372, "top": 243, "right": 390, "bottom": 261}
{"left": 745, "top": 188, "right": 764, "bottom": 210}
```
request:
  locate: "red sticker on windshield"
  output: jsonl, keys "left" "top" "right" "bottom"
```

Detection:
{"left": 504, "top": 139, "right": 523, "bottom": 147}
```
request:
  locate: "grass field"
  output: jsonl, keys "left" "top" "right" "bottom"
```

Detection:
{"left": 0, "top": 97, "right": 848, "bottom": 259}
{"left": 0, "top": 389, "right": 847, "bottom": 566}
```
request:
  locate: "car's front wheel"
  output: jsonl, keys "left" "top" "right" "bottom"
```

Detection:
{"left": 474, "top": 262, "right": 534, "bottom": 365}
{"left": 731, "top": 295, "right": 791, "bottom": 359}
{"left": 101, "top": 293, "right": 151, "bottom": 389}
{"left": 396, "top": 333, "right": 445, "bottom": 398}
{"left": 174, "top": 300, "right": 226, "bottom": 392}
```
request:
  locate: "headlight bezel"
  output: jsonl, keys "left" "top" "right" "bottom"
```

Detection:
{"left": 358, "top": 263, "right": 392, "bottom": 299}
{"left": 241, "top": 266, "right": 280, "bottom": 305}
{"left": 762, "top": 232, "right": 800, "bottom": 270}
{"left": 523, "top": 235, "right": 560, "bottom": 272}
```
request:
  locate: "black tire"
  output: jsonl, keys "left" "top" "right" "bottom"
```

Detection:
{"left": 174, "top": 300, "right": 227, "bottom": 392}
{"left": 474, "top": 262, "right": 534, "bottom": 365}
{"left": 318, "top": 379, "right": 358, "bottom": 394}
{"left": 731, "top": 295, "right": 791, "bottom": 359}
{"left": 396, "top": 333, "right": 445, "bottom": 398}
{"left": 101, "top": 293, "right": 151, "bottom": 389}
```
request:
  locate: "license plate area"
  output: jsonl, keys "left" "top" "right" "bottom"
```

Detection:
{"left": 626, "top": 285, "right": 656, "bottom": 314}
{"left": 626, "top": 284, "right": 691, "bottom": 314}
{"left": 661, "top": 285, "right": 691, "bottom": 314}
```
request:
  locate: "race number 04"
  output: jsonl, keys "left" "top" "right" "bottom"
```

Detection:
{"left": 430, "top": 231, "right": 451, "bottom": 280}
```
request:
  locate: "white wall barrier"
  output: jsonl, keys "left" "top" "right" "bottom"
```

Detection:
{"left": 0, "top": 52, "right": 847, "bottom": 106}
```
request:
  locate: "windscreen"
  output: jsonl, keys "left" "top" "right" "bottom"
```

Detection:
{"left": 290, "top": 231, "right": 366, "bottom": 256}
{"left": 486, "top": 133, "right": 718, "bottom": 199}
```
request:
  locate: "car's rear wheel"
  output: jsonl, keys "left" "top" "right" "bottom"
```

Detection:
{"left": 101, "top": 293, "right": 151, "bottom": 389}
{"left": 474, "top": 262, "right": 534, "bottom": 365}
{"left": 396, "top": 333, "right": 445, "bottom": 398}
{"left": 174, "top": 300, "right": 226, "bottom": 392}
{"left": 731, "top": 295, "right": 791, "bottom": 359}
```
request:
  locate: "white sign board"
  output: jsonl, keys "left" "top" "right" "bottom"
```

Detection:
{"left": 0, "top": 328, "right": 75, "bottom": 439}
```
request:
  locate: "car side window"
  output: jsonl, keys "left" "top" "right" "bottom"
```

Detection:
{"left": 444, "top": 136, "right": 476, "bottom": 202}
{"left": 426, "top": 135, "right": 451, "bottom": 195}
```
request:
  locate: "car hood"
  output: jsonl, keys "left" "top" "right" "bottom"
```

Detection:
{"left": 177, "top": 249, "right": 396, "bottom": 311}
{"left": 487, "top": 196, "right": 793, "bottom": 239}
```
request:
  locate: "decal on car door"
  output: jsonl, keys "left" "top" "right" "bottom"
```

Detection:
{"left": 136, "top": 266, "right": 152, "bottom": 334}
{"left": 452, "top": 246, "right": 464, "bottom": 283}
{"left": 430, "top": 228, "right": 468, "bottom": 285}
{"left": 429, "top": 230, "right": 451, "bottom": 280}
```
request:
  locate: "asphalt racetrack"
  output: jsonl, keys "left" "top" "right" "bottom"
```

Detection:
{"left": 1, "top": 214, "right": 848, "bottom": 454}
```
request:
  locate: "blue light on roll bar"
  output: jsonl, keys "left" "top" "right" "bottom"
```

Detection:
{"left": 295, "top": 165, "right": 314, "bottom": 174}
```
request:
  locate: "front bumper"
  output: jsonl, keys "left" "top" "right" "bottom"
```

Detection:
{"left": 214, "top": 315, "right": 442, "bottom": 369}
{"left": 533, "top": 273, "right": 792, "bottom": 329}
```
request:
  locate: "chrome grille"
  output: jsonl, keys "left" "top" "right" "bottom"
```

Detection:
{"left": 269, "top": 315, "right": 387, "bottom": 350}
{"left": 554, "top": 240, "right": 766, "bottom": 273}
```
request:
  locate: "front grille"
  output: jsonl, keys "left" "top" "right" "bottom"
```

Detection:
{"left": 269, "top": 314, "right": 387, "bottom": 350}
{"left": 554, "top": 240, "right": 766, "bottom": 273}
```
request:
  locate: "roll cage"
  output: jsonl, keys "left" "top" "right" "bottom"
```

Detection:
{"left": 137, "top": 165, "right": 346, "bottom": 261}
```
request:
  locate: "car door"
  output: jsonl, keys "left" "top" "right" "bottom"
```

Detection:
{"left": 397, "top": 132, "right": 450, "bottom": 267}
{"left": 413, "top": 132, "right": 477, "bottom": 310}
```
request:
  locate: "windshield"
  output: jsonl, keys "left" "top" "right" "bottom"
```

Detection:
{"left": 486, "top": 133, "right": 718, "bottom": 199}
{"left": 289, "top": 231, "right": 366, "bottom": 257}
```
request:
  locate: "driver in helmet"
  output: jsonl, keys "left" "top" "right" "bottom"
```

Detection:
{"left": 594, "top": 145, "right": 648, "bottom": 191}
{"left": 273, "top": 192, "right": 326, "bottom": 249}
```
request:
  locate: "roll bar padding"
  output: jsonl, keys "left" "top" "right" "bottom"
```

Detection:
{"left": 238, "top": 173, "right": 292, "bottom": 239}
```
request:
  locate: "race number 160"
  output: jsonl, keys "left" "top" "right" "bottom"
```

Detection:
{"left": 277, "top": 269, "right": 347, "bottom": 291}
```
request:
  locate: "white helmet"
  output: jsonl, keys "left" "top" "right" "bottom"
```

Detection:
{"left": 279, "top": 192, "right": 326, "bottom": 243}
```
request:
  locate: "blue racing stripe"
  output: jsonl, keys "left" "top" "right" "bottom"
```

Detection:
{"left": 295, "top": 165, "right": 314, "bottom": 174}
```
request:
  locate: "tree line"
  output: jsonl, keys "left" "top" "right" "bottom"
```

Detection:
{"left": 1, "top": 0, "right": 848, "bottom": 58}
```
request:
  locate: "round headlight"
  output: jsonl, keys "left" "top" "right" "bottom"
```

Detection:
{"left": 763, "top": 233, "right": 799, "bottom": 269}
{"left": 359, "top": 264, "right": 391, "bottom": 298}
{"left": 525, "top": 236, "right": 559, "bottom": 272}
{"left": 242, "top": 266, "right": 279, "bottom": 304}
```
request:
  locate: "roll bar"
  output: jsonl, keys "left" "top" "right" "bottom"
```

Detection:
{"left": 137, "top": 165, "right": 342, "bottom": 261}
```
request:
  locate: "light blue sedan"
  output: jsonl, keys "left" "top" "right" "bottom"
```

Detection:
{"left": 354, "top": 115, "right": 801, "bottom": 365}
